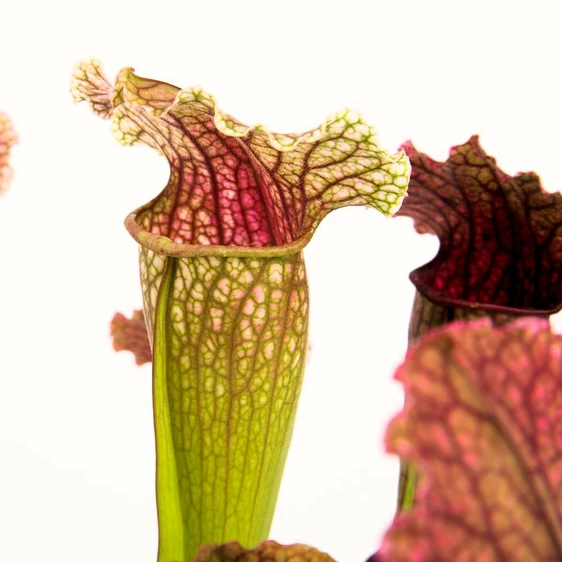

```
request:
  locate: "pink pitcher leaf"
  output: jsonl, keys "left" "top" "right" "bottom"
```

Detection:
{"left": 0, "top": 111, "right": 17, "bottom": 194}
{"left": 394, "top": 138, "right": 562, "bottom": 509}
{"left": 110, "top": 309, "right": 152, "bottom": 365}
{"left": 379, "top": 318, "right": 562, "bottom": 561}
{"left": 189, "top": 541, "right": 336, "bottom": 562}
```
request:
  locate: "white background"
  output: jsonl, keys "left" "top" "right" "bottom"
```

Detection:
{"left": 1, "top": 1, "right": 561, "bottom": 561}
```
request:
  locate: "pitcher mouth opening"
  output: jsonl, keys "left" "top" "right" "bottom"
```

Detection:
{"left": 125, "top": 209, "right": 315, "bottom": 258}
{"left": 410, "top": 266, "right": 562, "bottom": 317}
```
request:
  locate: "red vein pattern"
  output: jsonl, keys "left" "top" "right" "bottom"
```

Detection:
{"left": 71, "top": 59, "right": 409, "bottom": 561}
{"left": 189, "top": 541, "right": 336, "bottom": 562}
{"left": 394, "top": 137, "right": 562, "bottom": 510}
{"left": 0, "top": 111, "right": 17, "bottom": 195}
{"left": 397, "top": 137, "right": 562, "bottom": 341}
{"left": 110, "top": 309, "right": 151, "bottom": 365}
{"left": 379, "top": 318, "right": 562, "bottom": 562}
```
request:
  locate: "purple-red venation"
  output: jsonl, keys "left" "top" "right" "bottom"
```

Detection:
{"left": 379, "top": 317, "right": 562, "bottom": 562}
{"left": 137, "top": 107, "right": 295, "bottom": 250}
{"left": 110, "top": 309, "right": 152, "bottom": 365}
{"left": 71, "top": 61, "right": 409, "bottom": 257}
{"left": 396, "top": 137, "right": 562, "bottom": 316}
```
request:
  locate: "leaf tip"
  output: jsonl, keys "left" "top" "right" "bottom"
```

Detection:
{"left": 70, "top": 58, "right": 114, "bottom": 119}
{"left": 110, "top": 309, "right": 152, "bottom": 365}
{"left": 0, "top": 111, "right": 17, "bottom": 194}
